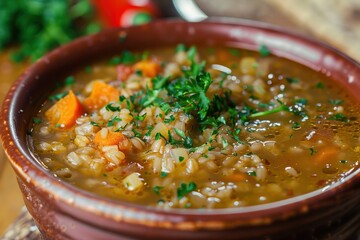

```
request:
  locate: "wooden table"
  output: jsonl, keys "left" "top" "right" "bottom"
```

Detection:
{"left": 0, "top": 0, "right": 359, "bottom": 236}
{"left": 0, "top": 49, "right": 28, "bottom": 234}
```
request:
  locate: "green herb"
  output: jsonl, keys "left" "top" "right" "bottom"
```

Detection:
{"left": 152, "top": 186, "right": 163, "bottom": 195}
{"left": 108, "top": 51, "right": 137, "bottom": 65}
{"left": 64, "top": 76, "right": 75, "bottom": 86}
{"left": 316, "top": 82, "right": 325, "bottom": 89}
{"left": 107, "top": 117, "right": 122, "bottom": 127}
{"left": 103, "top": 173, "right": 108, "bottom": 177}
{"left": 208, "top": 146, "right": 216, "bottom": 151}
{"left": 228, "top": 48, "right": 240, "bottom": 56}
{"left": 221, "top": 137, "right": 229, "bottom": 148}
{"left": 85, "top": 66, "right": 92, "bottom": 73}
{"left": 32, "top": 117, "right": 42, "bottom": 124}
{"left": 247, "top": 171, "right": 257, "bottom": 176}
{"left": 177, "top": 182, "right": 197, "bottom": 199}
{"left": 0, "top": 0, "right": 100, "bottom": 62}
{"left": 259, "top": 44, "right": 271, "bottom": 57}
{"left": 174, "top": 128, "right": 193, "bottom": 148}
{"left": 154, "top": 132, "right": 166, "bottom": 141}
{"left": 249, "top": 104, "right": 288, "bottom": 118}
{"left": 135, "top": 113, "right": 147, "bottom": 121}
{"left": 286, "top": 77, "right": 300, "bottom": 84}
{"left": 175, "top": 43, "right": 186, "bottom": 52}
{"left": 340, "top": 160, "right": 347, "bottom": 164}
{"left": 310, "top": 148, "right": 317, "bottom": 156}
{"left": 329, "top": 99, "right": 343, "bottom": 106}
{"left": 160, "top": 171, "right": 168, "bottom": 178}
{"left": 144, "top": 126, "right": 154, "bottom": 137}
{"left": 49, "top": 92, "right": 68, "bottom": 101}
{"left": 105, "top": 104, "right": 120, "bottom": 112}
{"left": 55, "top": 123, "right": 62, "bottom": 128}
{"left": 133, "top": 129, "right": 142, "bottom": 138}
{"left": 164, "top": 115, "right": 175, "bottom": 124}
{"left": 329, "top": 113, "right": 349, "bottom": 122}
{"left": 179, "top": 156, "right": 185, "bottom": 162}
{"left": 135, "top": 69, "right": 143, "bottom": 76}
{"left": 292, "top": 122, "right": 301, "bottom": 129}
{"left": 141, "top": 51, "right": 149, "bottom": 60}
{"left": 294, "top": 98, "right": 307, "bottom": 105}
{"left": 90, "top": 121, "right": 99, "bottom": 127}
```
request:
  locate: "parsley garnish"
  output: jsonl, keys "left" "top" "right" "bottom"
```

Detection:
{"left": 247, "top": 171, "right": 257, "bottom": 176}
{"left": 259, "top": 44, "right": 271, "bottom": 57}
{"left": 49, "top": 92, "right": 68, "bottom": 101}
{"left": 286, "top": 77, "right": 300, "bottom": 84}
{"left": 32, "top": 117, "right": 42, "bottom": 124}
{"left": 310, "top": 148, "right": 317, "bottom": 156}
{"left": 64, "top": 76, "right": 75, "bottom": 86}
{"left": 316, "top": 82, "right": 325, "bottom": 89}
{"left": 174, "top": 128, "right": 193, "bottom": 148}
{"left": 329, "top": 99, "right": 343, "bottom": 106}
{"left": 105, "top": 103, "right": 120, "bottom": 112}
{"left": 177, "top": 182, "right": 197, "bottom": 199}
{"left": 152, "top": 186, "right": 163, "bottom": 195}
{"left": 164, "top": 115, "right": 175, "bottom": 124}
{"left": 90, "top": 121, "right": 99, "bottom": 127}
{"left": 107, "top": 117, "right": 122, "bottom": 127}
{"left": 329, "top": 113, "right": 349, "bottom": 122}
{"left": 160, "top": 171, "right": 168, "bottom": 178}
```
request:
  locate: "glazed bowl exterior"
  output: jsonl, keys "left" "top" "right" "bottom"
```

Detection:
{"left": 1, "top": 19, "right": 360, "bottom": 239}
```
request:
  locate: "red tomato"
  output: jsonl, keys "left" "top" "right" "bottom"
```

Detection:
{"left": 92, "top": 0, "right": 160, "bottom": 27}
{"left": 117, "top": 64, "right": 134, "bottom": 81}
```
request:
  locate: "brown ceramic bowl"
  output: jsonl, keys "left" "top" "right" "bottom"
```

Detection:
{"left": 1, "top": 18, "right": 360, "bottom": 239}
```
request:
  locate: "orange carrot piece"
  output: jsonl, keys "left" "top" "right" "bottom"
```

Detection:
{"left": 315, "top": 147, "right": 340, "bottom": 162}
{"left": 223, "top": 173, "right": 247, "bottom": 182}
{"left": 45, "top": 90, "right": 84, "bottom": 129}
{"left": 133, "top": 60, "right": 161, "bottom": 78}
{"left": 93, "top": 130, "right": 131, "bottom": 148}
{"left": 83, "top": 81, "right": 120, "bottom": 111}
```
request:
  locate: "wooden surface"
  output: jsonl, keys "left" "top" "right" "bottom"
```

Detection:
{"left": 1, "top": 0, "right": 360, "bottom": 237}
{"left": 0, "top": 49, "right": 28, "bottom": 235}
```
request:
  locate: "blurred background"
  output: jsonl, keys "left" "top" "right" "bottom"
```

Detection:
{"left": 1, "top": 0, "right": 360, "bottom": 237}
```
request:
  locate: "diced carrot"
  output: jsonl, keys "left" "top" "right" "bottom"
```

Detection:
{"left": 45, "top": 90, "right": 84, "bottom": 129}
{"left": 133, "top": 60, "right": 161, "bottom": 78}
{"left": 216, "top": 49, "right": 231, "bottom": 62}
{"left": 117, "top": 64, "right": 134, "bottom": 81}
{"left": 223, "top": 173, "right": 247, "bottom": 182}
{"left": 83, "top": 81, "right": 120, "bottom": 111}
{"left": 315, "top": 147, "right": 340, "bottom": 162}
{"left": 93, "top": 130, "right": 131, "bottom": 149}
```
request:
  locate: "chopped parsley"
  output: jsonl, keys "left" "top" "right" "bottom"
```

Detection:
{"left": 329, "top": 99, "right": 343, "bottom": 106}
{"left": 329, "top": 113, "right": 349, "bottom": 122}
{"left": 160, "top": 171, "right": 168, "bottom": 178}
{"left": 286, "top": 77, "right": 300, "bottom": 84}
{"left": 310, "top": 148, "right": 317, "bottom": 156}
{"left": 152, "top": 186, "right": 163, "bottom": 195}
{"left": 164, "top": 115, "right": 175, "bottom": 123}
{"left": 135, "top": 113, "right": 147, "bottom": 121}
{"left": 247, "top": 171, "right": 257, "bottom": 176}
{"left": 107, "top": 117, "right": 122, "bottom": 127}
{"left": 179, "top": 156, "right": 185, "bottom": 162}
{"left": 49, "top": 92, "right": 68, "bottom": 101}
{"left": 316, "top": 82, "right": 325, "bottom": 89}
{"left": 64, "top": 76, "right": 75, "bottom": 86}
{"left": 105, "top": 103, "right": 120, "bottom": 112}
{"left": 259, "top": 44, "right": 271, "bottom": 57}
{"left": 177, "top": 182, "right": 197, "bottom": 199}
{"left": 32, "top": 117, "right": 42, "bottom": 124}
{"left": 90, "top": 121, "right": 99, "bottom": 127}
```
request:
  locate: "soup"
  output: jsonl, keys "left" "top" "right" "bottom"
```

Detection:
{"left": 30, "top": 45, "right": 360, "bottom": 209}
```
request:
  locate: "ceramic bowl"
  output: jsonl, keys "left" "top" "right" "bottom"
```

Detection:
{"left": 1, "top": 19, "right": 360, "bottom": 239}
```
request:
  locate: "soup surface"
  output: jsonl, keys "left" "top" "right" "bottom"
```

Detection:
{"left": 30, "top": 45, "right": 360, "bottom": 209}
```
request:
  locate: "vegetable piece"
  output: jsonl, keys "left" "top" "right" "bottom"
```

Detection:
{"left": 123, "top": 172, "right": 143, "bottom": 191}
{"left": 94, "top": 129, "right": 131, "bottom": 148}
{"left": 223, "top": 173, "right": 246, "bottom": 182}
{"left": 133, "top": 60, "right": 161, "bottom": 78}
{"left": 83, "top": 81, "right": 120, "bottom": 111}
{"left": 45, "top": 90, "right": 84, "bottom": 129}
{"left": 315, "top": 147, "right": 340, "bottom": 162}
{"left": 117, "top": 64, "right": 134, "bottom": 81}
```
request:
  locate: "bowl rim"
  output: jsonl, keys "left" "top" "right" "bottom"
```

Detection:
{"left": 1, "top": 17, "right": 360, "bottom": 229}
